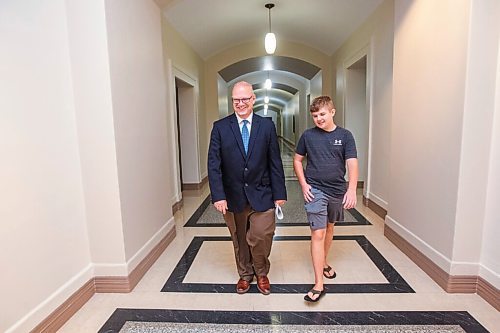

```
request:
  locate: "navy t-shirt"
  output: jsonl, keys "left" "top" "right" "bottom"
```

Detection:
{"left": 295, "top": 126, "right": 357, "bottom": 198}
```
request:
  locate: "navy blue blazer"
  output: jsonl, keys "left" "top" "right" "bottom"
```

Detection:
{"left": 208, "top": 113, "right": 287, "bottom": 213}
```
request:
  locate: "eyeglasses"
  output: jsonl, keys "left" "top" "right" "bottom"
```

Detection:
{"left": 232, "top": 97, "right": 253, "bottom": 104}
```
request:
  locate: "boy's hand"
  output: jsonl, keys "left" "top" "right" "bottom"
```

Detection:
{"left": 342, "top": 189, "right": 357, "bottom": 209}
{"left": 301, "top": 183, "right": 314, "bottom": 203}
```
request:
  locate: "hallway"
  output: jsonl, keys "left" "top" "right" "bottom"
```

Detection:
{"left": 3, "top": 1, "right": 500, "bottom": 332}
{"left": 58, "top": 180, "right": 498, "bottom": 332}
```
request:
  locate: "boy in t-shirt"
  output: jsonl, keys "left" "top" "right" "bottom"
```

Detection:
{"left": 293, "top": 96, "right": 359, "bottom": 302}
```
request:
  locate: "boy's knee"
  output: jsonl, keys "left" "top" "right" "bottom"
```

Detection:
{"left": 311, "top": 229, "right": 327, "bottom": 241}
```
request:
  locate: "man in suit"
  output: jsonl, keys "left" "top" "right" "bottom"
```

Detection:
{"left": 208, "top": 81, "right": 287, "bottom": 295}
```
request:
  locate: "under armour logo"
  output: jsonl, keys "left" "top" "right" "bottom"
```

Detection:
{"left": 334, "top": 139, "right": 342, "bottom": 145}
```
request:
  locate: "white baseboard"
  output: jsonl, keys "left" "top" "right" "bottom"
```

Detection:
{"left": 6, "top": 219, "right": 177, "bottom": 333}
{"left": 92, "top": 217, "right": 175, "bottom": 276}
{"left": 92, "top": 263, "right": 128, "bottom": 276}
{"left": 386, "top": 215, "right": 500, "bottom": 291}
{"left": 367, "top": 191, "right": 388, "bottom": 210}
{"left": 171, "top": 193, "right": 182, "bottom": 206}
{"left": 185, "top": 171, "right": 207, "bottom": 184}
{"left": 449, "top": 261, "right": 480, "bottom": 276}
{"left": 182, "top": 177, "right": 201, "bottom": 184}
{"left": 385, "top": 215, "right": 452, "bottom": 272}
{"left": 126, "top": 217, "right": 175, "bottom": 274}
{"left": 479, "top": 264, "right": 500, "bottom": 290}
{"left": 5, "top": 265, "right": 94, "bottom": 333}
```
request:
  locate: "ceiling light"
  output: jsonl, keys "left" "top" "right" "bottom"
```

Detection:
{"left": 264, "top": 3, "right": 276, "bottom": 54}
{"left": 264, "top": 104, "right": 268, "bottom": 115}
{"left": 264, "top": 78, "right": 272, "bottom": 90}
{"left": 264, "top": 96, "right": 270, "bottom": 104}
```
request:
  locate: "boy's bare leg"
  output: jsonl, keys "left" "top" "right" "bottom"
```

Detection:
{"left": 323, "top": 223, "right": 335, "bottom": 276}
{"left": 309, "top": 228, "right": 327, "bottom": 300}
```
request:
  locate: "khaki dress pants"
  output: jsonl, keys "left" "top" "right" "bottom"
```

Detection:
{"left": 224, "top": 206, "right": 275, "bottom": 281}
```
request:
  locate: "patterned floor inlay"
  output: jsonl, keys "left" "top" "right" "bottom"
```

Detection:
{"left": 119, "top": 322, "right": 465, "bottom": 333}
{"left": 161, "top": 236, "right": 414, "bottom": 294}
{"left": 99, "top": 309, "right": 488, "bottom": 333}
{"left": 184, "top": 181, "right": 371, "bottom": 227}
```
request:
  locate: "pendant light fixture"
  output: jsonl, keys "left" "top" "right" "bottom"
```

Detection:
{"left": 265, "top": 70, "right": 272, "bottom": 90}
{"left": 264, "top": 3, "right": 276, "bottom": 54}
{"left": 264, "top": 78, "right": 272, "bottom": 90}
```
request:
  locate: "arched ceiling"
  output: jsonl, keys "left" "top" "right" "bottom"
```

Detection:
{"left": 219, "top": 56, "right": 320, "bottom": 82}
{"left": 254, "top": 88, "right": 293, "bottom": 111}
{"left": 227, "top": 70, "right": 308, "bottom": 111}
{"left": 254, "top": 88, "right": 294, "bottom": 105}
{"left": 158, "top": 0, "right": 382, "bottom": 117}
{"left": 253, "top": 83, "right": 297, "bottom": 95}
{"left": 254, "top": 104, "right": 281, "bottom": 114}
{"left": 159, "top": 0, "right": 383, "bottom": 59}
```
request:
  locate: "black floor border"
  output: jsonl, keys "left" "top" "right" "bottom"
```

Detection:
{"left": 98, "top": 309, "right": 488, "bottom": 333}
{"left": 161, "top": 235, "right": 414, "bottom": 294}
{"left": 184, "top": 195, "right": 371, "bottom": 227}
{"left": 183, "top": 195, "right": 212, "bottom": 227}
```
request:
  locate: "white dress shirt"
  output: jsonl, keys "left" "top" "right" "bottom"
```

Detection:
{"left": 235, "top": 112, "right": 253, "bottom": 136}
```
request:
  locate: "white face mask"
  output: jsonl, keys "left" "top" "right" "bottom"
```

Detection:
{"left": 275, "top": 204, "right": 284, "bottom": 220}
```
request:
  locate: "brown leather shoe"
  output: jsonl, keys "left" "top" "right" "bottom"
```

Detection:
{"left": 257, "top": 275, "right": 271, "bottom": 295}
{"left": 236, "top": 278, "right": 251, "bottom": 294}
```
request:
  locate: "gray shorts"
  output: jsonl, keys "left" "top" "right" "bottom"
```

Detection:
{"left": 304, "top": 188, "right": 344, "bottom": 230}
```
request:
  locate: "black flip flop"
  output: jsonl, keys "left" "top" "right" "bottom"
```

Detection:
{"left": 323, "top": 265, "right": 337, "bottom": 279}
{"left": 304, "top": 288, "right": 325, "bottom": 302}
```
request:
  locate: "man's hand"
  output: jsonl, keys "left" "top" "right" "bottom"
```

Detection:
{"left": 275, "top": 200, "right": 286, "bottom": 207}
{"left": 301, "top": 183, "right": 314, "bottom": 203}
{"left": 342, "top": 189, "right": 357, "bottom": 209}
{"left": 214, "top": 200, "right": 228, "bottom": 214}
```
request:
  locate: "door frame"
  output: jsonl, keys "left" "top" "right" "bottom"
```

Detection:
{"left": 165, "top": 60, "right": 201, "bottom": 203}
{"left": 342, "top": 42, "right": 373, "bottom": 197}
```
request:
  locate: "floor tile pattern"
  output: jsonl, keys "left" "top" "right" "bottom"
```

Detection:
{"left": 99, "top": 309, "right": 488, "bottom": 333}
{"left": 161, "top": 235, "right": 414, "bottom": 294}
{"left": 184, "top": 181, "right": 370, "bottom": 227}
{"left": 57, "top": 146, "right": 499, "bottom": 333}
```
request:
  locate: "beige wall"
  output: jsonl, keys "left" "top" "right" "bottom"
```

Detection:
{"left": 1, "top": 1, "right": 92, "bottom": 331}
{"left": 307, "top": 71, "right": 323, "bottom": 129}
{"left": 387, "top": 0, "right": 500, "bottom": 288}
{"left": 452, "top": 0, "right": 500, "bottom": 277}
{"left": 2, "top": 0, "right": 177, "bottom": 331}
{"left": 345, "top": 66, "right": 368, "bottom": 182}
{"left": 388, "top": 0, "right": 500, "bottom": 288}
{"left": 331, "top": 0, "right": 394, "bottom": 209}
{"left": 282, "top": 94, "right": 300, "bottom": 143}
{"left": 66, "top": 0, "right": 127, "bottom": 273}
{"left": 388, "top": 0, "right": 469, "bottom": 263}
{"left": 176, "top": 79, "right": 202, "bottom": 184}
{"left": 332, "top": 0, "right": 499, "bottom": 288}
{"left": 162, "top": 19, "right": 208, "bottom": 184}
{"left": 217, "top": 73, "right": 230, "bottom": 118}
{"left": 310, "top": 71, "right": 323, "bottom": 103}
{"left": 105, "top": 0, "right": 172, "bottom": 261}
{"left": 481, "top": 39, "right": 500, "bottom": 286}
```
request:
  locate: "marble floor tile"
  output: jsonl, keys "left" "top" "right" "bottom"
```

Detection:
{"left": 58, "top": 179, "right": 500, "bottom": 333}
{"left": 99, "top": 309, "right": 489, "bottom": 333}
